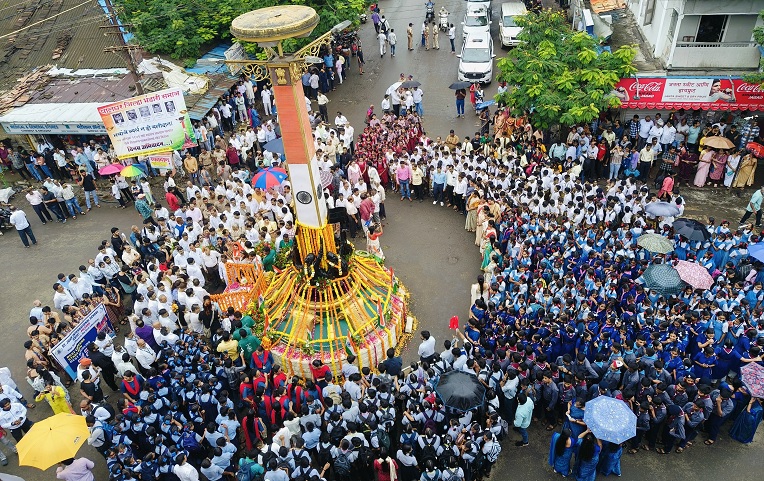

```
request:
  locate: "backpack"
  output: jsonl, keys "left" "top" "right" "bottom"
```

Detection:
{"left": 329, "top": 420, "right": 347, "bottom": 445}
{"left": 497, "top": 417, "right": 509, "bottom": 440}
{"left": 99, "top": 422, "right": 115, "bottom": 445}
{"left": 442, "top": 468, "right": 460, "bottom": 481}
{"left": 181, "top": 430, "right": 202, "bottom": 453}
{"left": 355, "top": 444, "right": 374, "bottom": 469}
{"left": 316, "top": 443, "right": 333, "bottom": 467}
{"left": 335, "top": 451, "right": 352, "bottom": 477}
{"left": 421, "top": 437, "right": 438, "bottom": 464}
{"left": 422, "top": 410, "right": 437, "bottom": 433}
{"left": 92, "top": 402, "right": 116, "bottom": 422}
{"left": 261, "top": 446, "right": 277, "bottom": 466}
{"left": 237, "top": 460, "right": 263, "bottom": 481}
{"left": 376, "top": 427, "right": 391, "bottom": 451}
{"left": 471, "top": 443, "right": 485, "bottom": 472}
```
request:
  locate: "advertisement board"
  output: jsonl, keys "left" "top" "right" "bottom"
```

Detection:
{"left": 50, "top": 304, "right": 115, "bottom": 380}
{"left": 98, "top": 88, "right": 197, "bottom": 159}
{"left": 612, "top": 77, "right": 764, "bottom": 111}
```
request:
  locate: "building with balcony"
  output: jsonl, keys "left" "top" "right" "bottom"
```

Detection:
{"left": 628, "top": 0, "right": 764, "bottom": 72}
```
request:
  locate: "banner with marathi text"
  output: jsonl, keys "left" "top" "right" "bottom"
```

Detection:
{"left": 612, "top": 77, "right": 764, "bottom": 111}
{"left": 147, "top": 152, "right": 173, "bottom": 170}
{"left": 50, "top": 304, "right": 115, "bottom": 380}
{"left": 98, "top": 88, "right": 197, "bottom": 159}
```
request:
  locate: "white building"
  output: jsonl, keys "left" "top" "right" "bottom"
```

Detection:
{"left": 629, "top": 0, "right": 764, "bottom": 72}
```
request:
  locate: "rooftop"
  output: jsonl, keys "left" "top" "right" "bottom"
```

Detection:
{"left": 0, "top": 0, "right": 124, "bottom": 94}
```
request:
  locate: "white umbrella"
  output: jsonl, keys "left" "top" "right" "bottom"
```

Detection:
{"left": 386, "top": 81, "right": 402, "bottom": 95}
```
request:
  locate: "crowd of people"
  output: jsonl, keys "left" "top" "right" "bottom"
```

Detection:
{"left": 4, "top": 50, "right": 764, "bottom": 481}
{"left": 319, "top": 99, "right": 764, "bottom": 479}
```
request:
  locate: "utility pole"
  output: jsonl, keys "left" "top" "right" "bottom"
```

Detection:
{"left": 102, "top": 40, "right": 145, "bottom": 95}
{"left": 100, "top": 0, "right": 144, "bottom": 96}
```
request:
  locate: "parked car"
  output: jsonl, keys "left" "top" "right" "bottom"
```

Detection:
{"left": 499, "top": 1, "right": 526, "bottom": 46}
{"left": 463, "top": 4, "right": 491, "bottom": 39}
{"left": 457, "top": 31, "right": 495, "bottom": 84}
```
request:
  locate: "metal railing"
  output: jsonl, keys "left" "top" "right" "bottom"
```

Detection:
{"left": 675, "top": 41, "right": 757, "bottom": 48}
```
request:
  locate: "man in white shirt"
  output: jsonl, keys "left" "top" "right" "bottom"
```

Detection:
{"left": 334, "top": 112, "right": 348, "bottom": 127}
{"left": 417, "top": 330, "right": 436, "bottom": 362}
{"left": 8, "top": 206, "right": 37, "bottom": 247}
{"left": 53, "top": 282, "right": 76, "bottom": 310}
{"left": 173, "top": 454, "right": 200, "bottom": 481}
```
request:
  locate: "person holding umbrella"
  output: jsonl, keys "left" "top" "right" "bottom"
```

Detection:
{"left": 739, "top": 185, "right": 764, "bottom": 227}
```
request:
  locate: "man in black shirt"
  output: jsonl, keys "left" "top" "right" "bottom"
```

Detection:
{"left": 40, "top": 187, "right": 66, "bottom": 223}
{"left": 382, "top": 348, "right": 402, "bottom": 376}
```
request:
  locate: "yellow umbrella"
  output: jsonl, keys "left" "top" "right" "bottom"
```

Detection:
{"left": 17, "top": 413, "right": 89, "bottom": 470}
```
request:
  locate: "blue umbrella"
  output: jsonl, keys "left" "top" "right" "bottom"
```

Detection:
{"left": 263, "top": 138, "right": 285, "bottom": 156}
{"left": 476, "top": 99, "right": 495, "bottom": 110}
{"left": 583, "top": 396, "right": 636, "bottom": 444}
{"left": 749, "top": 242, "right": 764, "bottom": 263}
{"left": 435, "top": 370, "right": 485, "bottom": 412}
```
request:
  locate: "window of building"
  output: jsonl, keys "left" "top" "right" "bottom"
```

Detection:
{"left": 643, "top": 0, "right": 656, "bottom": 26}
{"left": 696, "top": 15, "right": 727, "bottom": 43}
{"left": 667, "top": 9, "right": 679, "bottom": 40}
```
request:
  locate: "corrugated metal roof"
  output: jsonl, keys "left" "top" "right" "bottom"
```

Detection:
{"left": 25, "top": 75, "right": 137, "bottom": 104}
{"left": 0, "top": 0, "right": 123, "bottom": 94}
{"left": 0, "top": 102, "right": 102, "bottom": 124}
{"left": 186, "top": 73, "right": 237, "bottom": 121}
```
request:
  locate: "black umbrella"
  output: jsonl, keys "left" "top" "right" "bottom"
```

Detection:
{"left": 673, "top": 217, "right": 710, "bottom": 241}
{"left": 448, "top": 81, "right": 471, "bottom": 90}
{"left": 401, "top": 80, "right": 421, "bottom": 89}
{"left": 435, "top": 371, "right": 486, "bottom": 412}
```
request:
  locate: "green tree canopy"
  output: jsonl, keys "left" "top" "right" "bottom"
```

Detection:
{"left": 495, "top": 10, "right": 637, "bottom": 129}
{"left": 114, "top": 0, "right": 366, "bottom": 61}
{"left": 743, "top": 9, "right": 764, "bottom": 86}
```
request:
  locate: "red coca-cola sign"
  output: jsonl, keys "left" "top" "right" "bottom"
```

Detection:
{"left": 612, "top": 77, "right": 764, "bottom": 111}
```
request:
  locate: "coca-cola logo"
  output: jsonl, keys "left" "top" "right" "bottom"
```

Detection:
{"left": 736, "top": 83, "right": 764, "bottom": 93}
{"left": 628, "top": 81, "right": 662, "bottom": 93}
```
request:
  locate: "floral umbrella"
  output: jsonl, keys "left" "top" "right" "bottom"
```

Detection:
{"left": 673, "top": 260, "right": 714, "bottom": 290}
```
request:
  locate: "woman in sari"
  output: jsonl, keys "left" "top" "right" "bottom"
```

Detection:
{"left": 549, "top": 429, "right": 576, "bottom": 477}
{"left": 708, "top": 149, "right": 728, "bottom": 187}
{"left": 465, "top": 191, "right": 481, "bottom": 232}
{"left": 597, "top": 441, "right": 622, "bottom": 477}
{"left": 693, "top": 148, "right": 715, "bottom": 187}
{"left": 575, "top": 430, "right": 601, "bottom": 481}
{"left": 729, "top": 396, "right": 762, "bottom": 444}
{"left": 480, "top": 220, "right": 497, "bottom": 254}
{"left": 475, "top": 204, "right": 490, "bottom": 246}
{"left": 732, "top": 152, "right": 757, "bottom": 189}
{"left": 348, "top": 159, "right": 362, "bottom": 185}
{"left": 724, "top": 149, "right": 741, "bottom": 188}
{"left": 564, "top": 399, "right": 587, "bottom": 439}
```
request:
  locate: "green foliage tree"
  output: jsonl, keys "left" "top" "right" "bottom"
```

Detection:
{"left": 495, "top": 10, "right": 637, "bottom": 129}
{"left": 114, "top": 0, "right": 366, "bottom": 60}
{"left": 743, "top": 9, "right": 764, "bottom": 86}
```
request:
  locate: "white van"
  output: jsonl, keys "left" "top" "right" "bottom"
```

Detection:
{"left": 499, "top": 2, "right": 526, "bottom": 47}
{"left": 457, "top": 32, "right": 495, "bottom": 85}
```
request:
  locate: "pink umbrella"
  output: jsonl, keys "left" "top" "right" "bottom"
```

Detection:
{"left": 673, "top": 260, "right": 714, "bottom": 290}
{"left": 98, "top": 163, "right": 123, "bottom": 175}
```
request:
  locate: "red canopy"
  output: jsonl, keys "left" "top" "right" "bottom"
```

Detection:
{"left": 612, "top": 77, "right": 764, "bottom": 112}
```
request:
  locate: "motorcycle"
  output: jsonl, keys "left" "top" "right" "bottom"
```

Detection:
{"left": 332, "top": 30, "right": 359, "bottom": 57}
{"left": 425, "top": 1, "right": 435, "bottom": 23}
{"left": 0, "top": 206, "right": 12, "bottom": 234}
{"left": 439, "top": 10, "right": 449, "bottom": 31}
